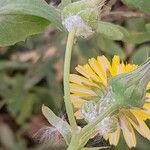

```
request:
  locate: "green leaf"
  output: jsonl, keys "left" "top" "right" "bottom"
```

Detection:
{"left": 0, "top": 15, "right": 49, "bottom": 47}
{"left": 122, "top": 0, "right": 150, "bottom": 13}
{"left": 124, "top": 18, "right": 150, "bottom": 43}
{"left": 126, "top": 18, "right": 146, "bottom": 32}
{"left": 0, "top": 0, "right": 63, "bottom": 46}
{"left": 92, "top": 35, "right": 125, "bottom": 59}
{"left": 124, "top": 32, "right": 150, "bottom": 44}
{"left": 97, "top": 21, "right": 150, "bottom": 44}
{"left": 16, "top": 94, "right": 35, "bottom": 124}
{"left": 42, "top": 105, "right": 72, "bottom": 145}
{"left": 4, "top": 75, "right": 36, "bottom": 124}
{"left": 78, "top": 39, "right": 99, "bottom": 59}
{"left": 130, "top": 45, "right": 150, "bottom": 65}
{"left": 97, "top": 21, "right": 128, "bottom": 41}
{"left": 6, "top": 76, "right": 29, "bottom": 116}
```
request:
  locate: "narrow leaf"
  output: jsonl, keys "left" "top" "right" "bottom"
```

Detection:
{"left": 125, "top": 32, "right": 150, "bottom": 44}
{"left": 131, "top": 45, "right": 150, "bottom": 65}
{"left": 91, "top": 35, "right": 125, "bottom": 59}
{"left": 97, "top": 21, "right": 150, "bottom": 44}
{"left": 42, "top": 105, "right": 72, "bottom": 145}
{"left": 97, "top": 21, "right": 128, "bottom": 41}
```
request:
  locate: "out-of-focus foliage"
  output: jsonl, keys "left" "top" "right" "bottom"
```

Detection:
{"left": 0, "top": 0, "right": 63, "bottom": 46}
{"left": 0, "top": 0, "right": 150, "bottom": 149}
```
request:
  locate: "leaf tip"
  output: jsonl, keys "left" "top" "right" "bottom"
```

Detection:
{"left": 42, "top": 104, "right": 49, "bottom": 117}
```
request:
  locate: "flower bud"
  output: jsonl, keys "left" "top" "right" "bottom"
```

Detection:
{"left": 109, "top": 58, "right": 150, "bottom": 108}
{"left": 61, "top": 0, "right": 106, "bottom": 38}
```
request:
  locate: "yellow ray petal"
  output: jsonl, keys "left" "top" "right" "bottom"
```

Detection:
{"left": 146, "top": 92, "right": 150, "bottom": 97}
{"left": 147, "top": 82, "right": 150, "bottom": 90}
{"left": 146, "top": 93, "right": 150, "bottom": 102}
{"left": 76, "top": 65, "right": 101, "bottom": 83}
{"left": 70, "top": 83, "right": 97, "bottom": 96}
{"left": 120, "top": 116, "right": 136, "bottom": 148}
{"left": 143, "top": 102, "right": 150, "bottom": 108}
{"left": 109, "top": 128, "right": 120, "bottom": 146}
{"left": 83, "top": 64, "right": 102, "bottom": 82}
{"left": 130, "top": 109, "right": 150, "bottom": 120}
{"left": 89, "top": 58, "right": 107, "bottom": 86}
{"left": 70, "top": 92, "right": 94, "bottom": 97}
{"left": 74, "top": 110, "right": 83, "bottom": 119}
{"left": 71, "top": 95, "right": 86, "bottom": 108}
{"left": 103, "top": 133, "right": 109, "bottom": 141}
{"left": 121, "top": 61, "right": 126, "bottom": 72}
{"left": 76, "top": 65, "right": 91, "bottom": 79}
{"left": 70, "top": 74, "right": 98, "bottom": 87}
{"left": 128, "top": 116, "right": 150, "bottom": 140}
{"left": 111, "top": 56, "right": 120, "bottom": 76}
{"left": 117, "top": 64, "right": 124, "bottom": 74}
{"left": 124, "top": 64, "right": 136, "bottom": 73}
{"left": 97, "top": 56, "right": 111, "bottom": 73}
{"left": 143, "top": 103, "right": 150, "bottom": 114}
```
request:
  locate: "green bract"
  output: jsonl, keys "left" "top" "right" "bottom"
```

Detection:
{"left": 61, "top": 0, "right": 106, "bottom": 38}
{"left": 109, "top": 59, "right": 150, "bottom": 108}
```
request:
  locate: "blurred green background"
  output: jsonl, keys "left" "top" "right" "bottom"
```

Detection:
{"left": 0, "top": 0, "right": 150, "bottom": 149}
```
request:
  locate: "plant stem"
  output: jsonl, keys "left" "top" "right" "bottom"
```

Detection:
{"left": 64, "top": 28, "right": 78, "bottom": 130}
{"left": 67, "top": 134, "right": 81, "bottom": 150}
{"left": 80, "top": 105, "right": 118, "bottom": 145}
{"left": 67, "top": 104, "right": 118, "bottom": 149}
{"left": 82, "top": 105, "right": 117, "bottom": 132}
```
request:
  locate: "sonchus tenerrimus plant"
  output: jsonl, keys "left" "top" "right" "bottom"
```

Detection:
{"left": 0, "top": 0, "right": 150, "bottom": 149}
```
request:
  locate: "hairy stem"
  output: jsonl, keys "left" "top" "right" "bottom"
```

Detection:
{"left": 67, "top": 134, "right": 81, "bottom": 150}
{"left": 80, "top": 104, "right": 118, "bottom": 145}
{"left": 67, "top": 104, "right": 118, "bottom": 149}
{"left": 64, "top": 28, "right": 78, "bottom": 130}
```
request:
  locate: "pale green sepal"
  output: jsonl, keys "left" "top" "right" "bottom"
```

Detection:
{"left": 109, "top": 58, "right": 150, "bottom": 108}
{"left": 42, "top": 105, "right": 72, "bottom": 145}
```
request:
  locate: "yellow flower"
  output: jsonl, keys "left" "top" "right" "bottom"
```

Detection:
{"left": 70, "top": 55, "right": 150, "bottom": 148}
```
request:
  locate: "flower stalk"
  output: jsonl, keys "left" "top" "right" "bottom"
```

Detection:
{"left": 63, "top": 27, "right": 119, "bottom": 149}
{"left": 64, "top": 27, "right": 78, "bottom": 131}
{"left": 67, "top": 104, "right": 119, "bottom": 150}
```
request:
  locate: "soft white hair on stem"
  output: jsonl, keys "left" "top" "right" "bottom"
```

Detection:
{"left": 33, "top": 126, "right": 63, "bottom": 144}
{"left": 62, "top": 15, "right": 94, "bottom": 38}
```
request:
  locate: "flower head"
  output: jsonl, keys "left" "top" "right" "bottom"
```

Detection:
{"left": 61, "top": 0, "right": 106, "bottom": 38}
{"left": 70, "top": 55, "right": 150, "bottom": 148}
